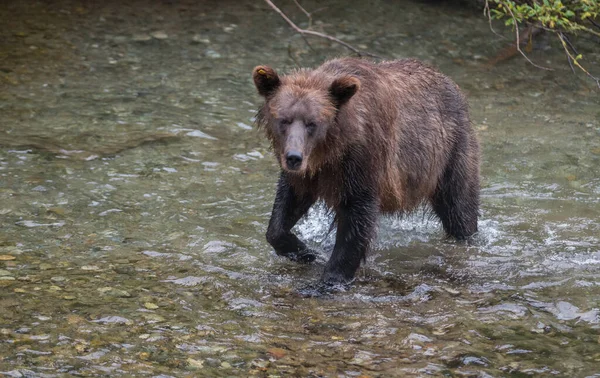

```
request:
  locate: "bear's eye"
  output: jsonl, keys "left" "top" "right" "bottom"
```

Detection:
{"left": 279, "top": 119, "right": 292, "bottom": 126}
{"left": 306, "top": 122, "right": 317, "bottom": 130}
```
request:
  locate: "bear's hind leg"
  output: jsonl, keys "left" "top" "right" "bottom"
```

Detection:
{"left": 266, "top": 173, "right": 316, "bottom": 263}
{"left": 431, "top": 148, "right": 479, "bottom": 240}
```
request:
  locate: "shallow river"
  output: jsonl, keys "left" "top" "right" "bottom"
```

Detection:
{"left": 1, "top": 0, "right": 599, "bottom": 376}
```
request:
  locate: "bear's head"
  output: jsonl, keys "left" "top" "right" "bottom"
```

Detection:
{"left": 252, "top": 65, "right": 360, "bottom": 174}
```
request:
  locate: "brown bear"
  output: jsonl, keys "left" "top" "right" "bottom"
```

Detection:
{"left": 252, "top": 57, "right": 479, "bottom": 291}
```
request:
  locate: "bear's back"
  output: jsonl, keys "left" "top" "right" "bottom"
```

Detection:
{"left": 314, "top": 58, "right": 472, "bottom": 213}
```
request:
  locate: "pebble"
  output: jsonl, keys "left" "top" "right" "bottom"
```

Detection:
{"left": 0, "top": 246, "right": 21, "bottom": 255}
{"left": 81, "top": 265, "right": 100, "bottom": 271}
{"left": 444, "top": 287, "right": 461, "bottom": 296}
{"left": 267, "top": 347, "right": 287, "bottom": 359}
{"left": 98, "top": 287, "right": 131, "bottom": 298}
{"left": 146, "top": 334, "right": 164, "bottom": 342}
{"left": 204, "top": 49, "right": 221, "bottom": 59}
{"left": 192, "top": 34, "right": 210, "bottom": 44}
{"left": 16, "top": 220, "right": 65, "bottom": 228}
{"left": 251, "top": 359, "right": 270, "bottom": 369}
{"left": 67, "top": 315, "right": 86, "bottom": 325}
{"left": 0, "top": 255, "right": 16, "bottom": 261}
{"left": 188, "top": 358, "right": 204, "bottom": 368}
{"left": 142, "top": 313, "right": 165, "bottom": 322}
{"left": 144, "top": 302, "right": 159, "bottom": 309}
{"left": 47, "top": 207, "right": 66, "bottom": 216}
{"left": 132, "top": 33, "right": 151, "bottom": 42}
{"left": 167, "top": 231, "right": 184, "bottom": 240}
{"left": 349, "top": 351, "right": 375, "bottom": 367}
{"left": 92, "top": 316, "right": 133, "bottom": 325}
{"left": 151, "top": 31, "right": 168, "bottom": 40}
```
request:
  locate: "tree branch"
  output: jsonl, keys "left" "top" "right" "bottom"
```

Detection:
{"left": 263, "top": 0, "right": 382, "bottom": 59}
{"left": 292, "top": 0, "right": 312, "bottom": 29}
{"left": 484, "top": 0, "right": 506, "bottom": 39}
{"left": 561, "top": 33, "right": 578, "bottom": 56}
{"left": 558, "top": 32, "right": 600, "bottom": 88}
{"left": 505, "top": 5, "right": 553, "bottom": 71}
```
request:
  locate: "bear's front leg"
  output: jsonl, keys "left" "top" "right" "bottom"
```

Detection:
{"left": 266, "top": 172, "right": 317, "bottom": 263}
{"left": 321, "top": 189, "right": 379, "bottom": 286}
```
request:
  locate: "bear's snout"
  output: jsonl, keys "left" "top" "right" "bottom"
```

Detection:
{"left": 285, "top": 150, "right": 303, "bottom": 170}
{"left": 282, "top": 121, "right": 308, "bottom": 172}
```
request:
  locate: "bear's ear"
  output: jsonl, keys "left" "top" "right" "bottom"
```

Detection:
{"left": 329, "top": 76, "right": 360, "bottom": 107}
{"left": 252, "top": 65, "right": 281, "bottom": 97}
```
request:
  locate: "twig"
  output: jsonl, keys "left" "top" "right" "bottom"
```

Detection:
{"left": 589, "top": 18, "right": 600, "bottom": 31}
{"left": 564, "top": 46, "right": 576, "bottom": 74}
{"left": 263, "top": 0, "right": 382, "bottom": 59}
{"left": 292, "top": 0, "right": 312, "bottom": 28}
{"left": 484, "top": 0, "right": 506, "bottom": 39}
{"left": 557, "top": 32, "right": 600, "bottom": 88}
{"left": 505, "top": 5, "right": 553, "bottom": 71}
{"left": 561, "top": 33, "right": 579, "bottom": 56}
{"left": 290, "top": 0, "right": 315, "bottom": 52}
{"left": 312, "top": 6, "right": 329, "bottom": 15}
{"left": 299, "top": 34, "right": 316, "bottom": 53}
{"left": 557, "top": 30, "right": 577, "bottom": 74}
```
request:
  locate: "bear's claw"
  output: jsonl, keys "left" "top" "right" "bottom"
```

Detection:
{"left": 285, "top": 249, "right": 317, "bottom": 264}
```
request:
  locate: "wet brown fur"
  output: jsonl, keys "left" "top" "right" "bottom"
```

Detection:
{"left": 253, "top": 57, "right": 480, "bottom": 288}
{"left": 255, "top": 57, "right": 479, "bottom": 214}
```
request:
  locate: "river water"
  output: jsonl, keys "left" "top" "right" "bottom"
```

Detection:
{"left": 1, "top": 0, "right": 599, "bottom": 376}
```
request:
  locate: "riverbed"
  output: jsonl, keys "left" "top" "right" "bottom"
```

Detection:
{"left": 1, "top": 0, "right": 599, "bottom": 376}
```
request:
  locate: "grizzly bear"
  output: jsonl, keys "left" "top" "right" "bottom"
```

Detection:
{"left": 252, "top": 57, "right": 479, "bottom": 290}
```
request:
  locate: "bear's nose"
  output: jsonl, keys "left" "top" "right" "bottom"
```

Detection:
{"left": 285, "top": 151, "right": 303, "bottom": 170}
